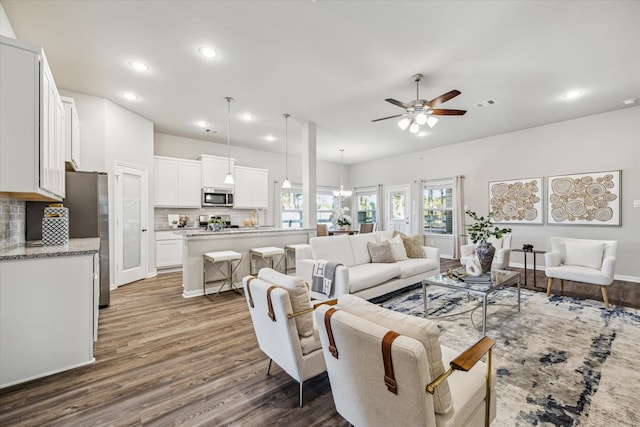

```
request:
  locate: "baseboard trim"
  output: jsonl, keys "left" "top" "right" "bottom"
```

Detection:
{"left": 509, "top": 262, "right": 640, "bottom": 284}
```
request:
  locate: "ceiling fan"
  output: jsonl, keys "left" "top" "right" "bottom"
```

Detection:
{"left": 372, "top": 74, "right": 466, "bottom": 133}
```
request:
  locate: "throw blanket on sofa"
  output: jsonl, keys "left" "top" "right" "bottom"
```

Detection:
{"left": 311, "top": 261, "right": 342, "bottom": 297}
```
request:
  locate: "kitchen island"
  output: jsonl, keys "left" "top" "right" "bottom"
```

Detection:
{"left": 177, "top": 228, "right": 315, "bottom": 298}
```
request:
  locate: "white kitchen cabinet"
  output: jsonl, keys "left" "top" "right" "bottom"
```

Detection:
{"left": 154, "top": 156, "right": 201, "bottom": 207}
{"left": 61, "top": 96, "right": 81, "bottom": 171}
{"left": 233, "top": 166, "right": 269, "bottom": 209}
{"left": 0, "top": 36, "right": 65, "bottom": 201}
{"left": 200, "top": 154, "right": 235, "bottom": 189}
{"left": 0, "top": 254, "right": 96, "bottom": 388}
{"left": 156, "top": 231, "right": 183, "bottom": 269}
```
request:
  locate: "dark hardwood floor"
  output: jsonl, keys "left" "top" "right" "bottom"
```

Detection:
{"left": 1, "top": 261, "right": 637, "bottom": 426}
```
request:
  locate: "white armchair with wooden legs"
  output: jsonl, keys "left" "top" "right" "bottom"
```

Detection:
{"left": 243, "top": 268, "right": 335, "bottom": 407}
{"left": 314, "top": 295, "right": 496, "bottom": 427}
{"left": 545, "top": 237, "right": 618, "bottom": 308}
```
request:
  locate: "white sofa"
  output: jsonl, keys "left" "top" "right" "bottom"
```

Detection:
{"left": 459, "top": 234, "right": 512, "bottom": 270}
{"left": 296, "top": 230, "right": 440, "bottom": 301}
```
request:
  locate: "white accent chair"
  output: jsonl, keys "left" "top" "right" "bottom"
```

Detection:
{"left": 545, "top": 237, "right": 618, "bottom": 308}
{"left": 243, "top": 268, "right": 330, "bottom": 407}
{"left": 315, "top": 294, "right": 496, "bottom": 426}
{"left": 460, "top": 234, "right": 512, "bottom": 270}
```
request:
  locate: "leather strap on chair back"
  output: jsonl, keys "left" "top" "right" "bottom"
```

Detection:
{"left": 382, "top": 330, "right": 400, "bottom": 394}
{"left": 324, "top": 307, "right": 339, "bottom": 359}
{"left": 266, "top": 285, "right": 277, "bottom": 321}
{"left": 245, "top": 276, "right": 256, "bottom": 308}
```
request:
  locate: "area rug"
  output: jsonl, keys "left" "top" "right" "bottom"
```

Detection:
{"left": 378, "top": 286, "right": 640, "bottom": 426}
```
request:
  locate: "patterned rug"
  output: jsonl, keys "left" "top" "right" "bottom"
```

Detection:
{"left": 376, "top": 285, "right": 640, "bottom": 426}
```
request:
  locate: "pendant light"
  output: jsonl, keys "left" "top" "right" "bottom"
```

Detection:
{"left": 282, "top": 113, "right": 291, "bottom": 189}
{"left": 332, "top": 148, "right": 352, "bottom": 200}
{"left": 223, "top": 96, "right": 235, "bottom": 185}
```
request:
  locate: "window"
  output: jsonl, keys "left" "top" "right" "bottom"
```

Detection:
{"left": 278, "top": 189, "right": 339, "bottom": 228}
{"left": 423, "top": 184, "right": 453, "bottom": 235}
{"left": 280, "top": 190, "right": 303, "bottom": 229}
{"left": 356, "top": 192, "right": 377, "bottom": 226}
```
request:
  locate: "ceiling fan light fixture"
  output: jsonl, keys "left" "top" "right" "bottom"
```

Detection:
{"left": 426, "top": 116, "right": 439, "bottom": 128}
{"left": 398, "top": 117, "right": 411, "bottom": 130}
{"left": 415, "top": 112, "right": 428, "bottom": 125}
{"left": 409, "top": 122, "right": 420, "bottom": 134}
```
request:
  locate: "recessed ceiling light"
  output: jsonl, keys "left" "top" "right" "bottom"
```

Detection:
{"left": 622, "top": 97, "right": 637, "bottom": 105}
{"left": 241, "top": 113, "right": 255, "bottom": 121}
{"left": 264, "top": 135, "right": 276, "bottom": 142}
{"left": 198, "top": 46, "right": 219, "bottom": 59}
{"left": 121, "top": 92, "right": 139, "bottom": 101}
{"left": 195, "top": 120, "right": 209, "bottom": 128}
{"left": 561, "top": 89, "right": 584, "bottom": 100}
{"left": 128, "top": 60, "right": 149, "bottom": 72}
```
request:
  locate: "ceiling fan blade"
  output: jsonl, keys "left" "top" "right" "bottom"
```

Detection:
{"left": 371, "top": 113, "right": 406, "bottom": 122}
{"left": 429, "top": 109, "right": 467, "bottom": 116}
{"left": 385, "top": 98, "right": 412, "bottom": 109}
{"left": 427, "top": 90, "right": 461, "bottom": 107}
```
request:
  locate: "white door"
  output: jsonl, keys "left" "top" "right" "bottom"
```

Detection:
{"left": 114, "top": 163, "right": 148, "bottom": 286}
{"left": 385, "top": 185, "right": 411, "bottom": 234}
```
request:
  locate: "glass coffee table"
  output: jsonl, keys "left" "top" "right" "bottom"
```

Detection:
{"left": 422, "top": 269, "right": 521, "bottom": 335}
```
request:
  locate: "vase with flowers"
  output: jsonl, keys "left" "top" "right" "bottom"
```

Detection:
{"left": 331, "top": 206, "right": 352, "bottom": 230}
{"left": 465, "top": 210, "right": 512, "bottom": 273}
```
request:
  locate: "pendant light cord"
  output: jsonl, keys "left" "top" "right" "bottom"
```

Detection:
{"left": 284, "top": 114, "right": 289, "bottom": 180}
{"left": 225, "top": 96, "right": 233, "bottom": 175}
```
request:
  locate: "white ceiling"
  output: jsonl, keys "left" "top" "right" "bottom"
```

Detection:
{"left": 2, "top": 0, "right": 639, "bottom": 165}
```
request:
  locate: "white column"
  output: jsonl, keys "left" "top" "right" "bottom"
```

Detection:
{"left": 302, "top": 122, "right": 317, "bottom": 229}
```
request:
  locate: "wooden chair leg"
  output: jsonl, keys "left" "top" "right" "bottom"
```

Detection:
{"left": 546, "top": 277, "right": 553, "bottom": 296}
{"left": 601, "top": 286, "right": 610, "bottom": 308}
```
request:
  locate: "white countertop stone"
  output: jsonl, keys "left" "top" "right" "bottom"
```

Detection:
{"left": 176, "top": 228, "right": 315, "bottom": 238}
{"left": 0, "top": 238, "right": 100, "bottom": 261}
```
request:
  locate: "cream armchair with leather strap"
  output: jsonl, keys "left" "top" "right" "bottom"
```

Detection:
{"left": 315, "top": 294, "right": 496, "bottom": 426}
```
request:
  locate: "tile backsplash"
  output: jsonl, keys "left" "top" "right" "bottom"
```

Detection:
{"left": 154, "top": 207, "right": 266, "bottom": 229}
{"left": 0, "top": 195, "right": 26, "bottom": 249}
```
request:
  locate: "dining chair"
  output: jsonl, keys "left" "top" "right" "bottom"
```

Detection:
{"left": 317, "top": 224, "right": 328, "bottom": 237}
{"left": 358, "top": 223, "right": 374, "bottom": 233}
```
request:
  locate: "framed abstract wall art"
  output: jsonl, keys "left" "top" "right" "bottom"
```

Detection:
{"left": 547, "top": 170, "right": 621, "bottom": 226}
{"left": 489, "top": 177, "right": 543, "bottom": 224}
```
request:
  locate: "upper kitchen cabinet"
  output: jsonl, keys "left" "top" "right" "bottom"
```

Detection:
{"left": 61, "top": 96, "right": 80, "bottom": 171}
{"left": 0, "top": 36, "right": 65, "bottom": 201}
{"left": 200, "top": 154, "right": 235, "bottom": 190}
{"left": 233, "top": 166, "right": 269, "bottom": 209}
{"left": 154, "top": 156, "right": 201, "bottom": 207}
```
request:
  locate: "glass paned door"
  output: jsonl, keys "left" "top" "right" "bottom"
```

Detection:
{"left": 385, "top": 185, "right": 411, "bottom": 234}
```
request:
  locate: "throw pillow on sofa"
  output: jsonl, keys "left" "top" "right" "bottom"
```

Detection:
{"left": 367, "top": 240, "right": 396, "bottom": 263}
{"left": 393, "top": 231, "right": 426, "bottom": 258}
{"left": 389, "top": 235, "right": 409, "bottom": 261}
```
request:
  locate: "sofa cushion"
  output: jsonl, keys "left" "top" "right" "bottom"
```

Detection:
{"left": 394, "top": 231, "right": 426, "bottom": 258}
{"left": 367, "top": 240, "right": 396, "bottom": 263}
{"left": 348, "top": 263, "right": 402, "bottom": 293}
{"left": 389, "top": 235, "right": 409, "bottom": 261}
{"left": 311, "top": 234, "right": 355, "bottom": 267}
{"left": 258, "top": 268, "right": 313, "bottom": 338}
{"left": 349, "top": 232, "right": 378, "bottom": 265}
{"left": 564, "top": 241, "right": 604, "bottom": 269}
{"left": 337, "top": 294, "right": 452, "bottom": 415}
{"left": 396, "top": 258, "right": 439, "bottom": 278}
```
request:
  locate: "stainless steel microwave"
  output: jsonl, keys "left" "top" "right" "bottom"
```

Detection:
{"left": 202, "top": 188, "right": 234, "bottom": 207}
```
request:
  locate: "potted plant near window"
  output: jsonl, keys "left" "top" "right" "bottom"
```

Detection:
{"left": 465, "top": 210, "right": 512, "bottom": 273}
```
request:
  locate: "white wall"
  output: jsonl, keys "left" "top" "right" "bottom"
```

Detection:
{"left": 0, "top": 3, "right": 16, "bottom": 38}
{"left": 350, "top": 107, "right": 640, "bottom": 280}
{"left": 58, "top": 90, "right": 156, "bottom": 285}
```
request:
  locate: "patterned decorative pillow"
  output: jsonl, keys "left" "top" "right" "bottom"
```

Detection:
{"left": 393, "top": 231, "right": 426, "bottom": 258}
{"left": 367, "top": 240, "right": 396, "bottom": 263}
{"left": 389, "top": 235, "right": 409, "bottom": 261}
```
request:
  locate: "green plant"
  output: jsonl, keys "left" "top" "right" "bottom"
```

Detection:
{"left": 465, "top": 210, "right": 512, "bottom": 244}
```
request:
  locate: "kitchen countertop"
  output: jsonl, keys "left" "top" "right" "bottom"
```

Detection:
{"left": 175, "top": 227, "right": 315, "bottom": 238}
{"left": 0, "top": 238, "right": 100, "bottom": 261}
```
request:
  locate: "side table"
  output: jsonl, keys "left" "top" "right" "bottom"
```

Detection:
{"left": 512, "top": 248, "right": 545, "bottom": 289}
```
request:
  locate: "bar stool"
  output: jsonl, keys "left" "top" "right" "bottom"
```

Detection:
{"left": 203, "top": 250, "right": 243, "bottom": 301}
{"left": 250, "top": 246, "right": 285, "bottom": 275}
{"left": 284, "top": 244, "right": 308, "bottom": 274}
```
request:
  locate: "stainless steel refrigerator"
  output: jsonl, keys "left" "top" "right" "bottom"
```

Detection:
{"left": 27, "top": 171, "right": 110, "bottom": 307}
